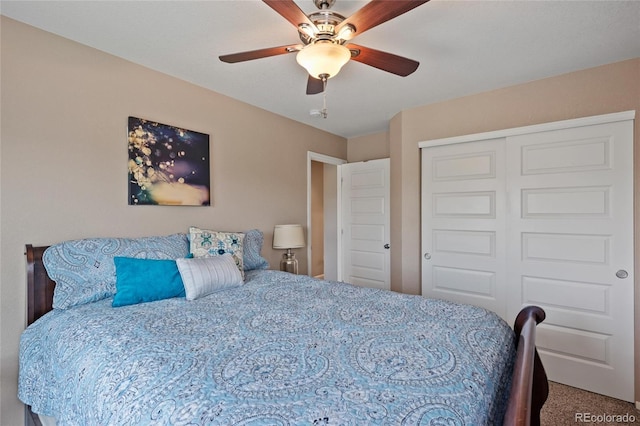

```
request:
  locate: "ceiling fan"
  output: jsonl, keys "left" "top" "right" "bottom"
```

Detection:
{"left": 219, "top": 0, "right": 430, "bottom": 95}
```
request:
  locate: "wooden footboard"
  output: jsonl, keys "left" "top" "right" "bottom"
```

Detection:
{"left": 504, "top": 305, "right": 549, "bottom": 426}
{"left": 24, "top": 244, "right": 548, "bottom": 425}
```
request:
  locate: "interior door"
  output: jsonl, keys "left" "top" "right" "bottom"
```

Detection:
{"left": 421, "top": 138, "right": 508, "bottom": 318}
{"left": 341, "top": 159, "right": 390, "bottom": 290}
{"left": 505, "top": 120, "right": 635, "bottom": 402}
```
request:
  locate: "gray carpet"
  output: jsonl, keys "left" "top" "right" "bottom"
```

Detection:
{"left": 541, "top": 382, "right": 639, "bottom": 425}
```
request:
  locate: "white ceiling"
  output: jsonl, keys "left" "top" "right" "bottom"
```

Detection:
{"left": 2, "top": 0, "right": 639, "bottom": 138}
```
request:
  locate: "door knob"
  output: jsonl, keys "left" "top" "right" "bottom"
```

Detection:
{"left": 384, "top": 244, "right": 390, "bottom": 249}
{"left": 616, "top": 270, "right": 628, "bottom": 279}
{"left": 424, "top": 253, "right": 431, "bottom": 260}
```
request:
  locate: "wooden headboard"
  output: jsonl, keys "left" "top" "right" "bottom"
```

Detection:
{"left": 26, "top": 245, "right": 55, "bottom": 326}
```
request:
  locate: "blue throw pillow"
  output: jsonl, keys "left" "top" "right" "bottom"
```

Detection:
{"left": 112, "top": 257, "right": 185, "bottom": 307}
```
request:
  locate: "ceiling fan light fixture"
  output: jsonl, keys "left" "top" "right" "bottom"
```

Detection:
{"left": 296, "top": 41, "right": 350, "bottom": 79}
{"left": 336, "top": 23, "right": 356, "bottom": 41}
{"left": 298, "top": 23, "right": 316, "bottom": 39}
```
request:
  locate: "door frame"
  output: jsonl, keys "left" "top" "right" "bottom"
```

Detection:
{"left": 418, "top": 111, "right": 635, "bottom": 148}
{"left": 307, "top": 152, "right": 347, "bottom": 279}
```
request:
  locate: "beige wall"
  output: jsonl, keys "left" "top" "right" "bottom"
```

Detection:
{"left": 0, "top": 17, "right": 346, "bottom": 425}
{"left": 389, "top": 58, "right": 640, "bottom": 400}
{"left": 347, "top": 131, "right": 389, "bottom": 162}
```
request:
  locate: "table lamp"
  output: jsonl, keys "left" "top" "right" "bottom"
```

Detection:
{"left": 273, "top": 224, "right": 305, "bottom": 274}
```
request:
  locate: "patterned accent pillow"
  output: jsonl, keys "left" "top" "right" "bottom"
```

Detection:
{"left": 43, "top": 233, "right": 189, "bottom": 309}
{"left": 242, "top": 229, "right": 269, "bottom": 271}
{"left": 188, "top": 227, "right": 245, "bottom": 276}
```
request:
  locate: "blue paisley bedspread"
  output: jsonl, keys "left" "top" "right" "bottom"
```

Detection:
{"left": 19, "top": 270, "right": 515, "bottom": 425}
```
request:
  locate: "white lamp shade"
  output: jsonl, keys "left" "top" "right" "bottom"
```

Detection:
{"left": 273, "top": 224, "right": 305, "bottom": 249}
{"left": 296, "top": 41, "right": 351, "bottom": 79}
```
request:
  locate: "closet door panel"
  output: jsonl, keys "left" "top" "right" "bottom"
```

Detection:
{"left": 421, "top": 138, "right": 507, "bottom": 318}
{"left": 505, "top": 120, "right": 634, "bottom": 402}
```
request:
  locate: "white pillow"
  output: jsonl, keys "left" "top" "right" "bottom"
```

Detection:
{"left": 176, "top": 254, "right": 243, "bottom": 301}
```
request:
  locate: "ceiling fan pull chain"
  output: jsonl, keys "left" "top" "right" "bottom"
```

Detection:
{"left": 321, "top": 77, "right": 328, "bottom": 118}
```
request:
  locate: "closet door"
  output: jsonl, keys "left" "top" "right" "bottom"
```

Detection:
{"left": 506, "top": 120, "right": 634, "bottom": 402}
{"left": 421, "top": 116, "right": 634, "bottom": 401}
{"left": 421, "top": 138, "right": 507, "bottom": 318}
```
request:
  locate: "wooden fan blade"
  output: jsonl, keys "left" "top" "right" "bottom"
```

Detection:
{"left": 336, "top": 0, "right": 430, "bottom": 37}
{"left": 219, "top": 44, "right": 301, "bottom": 63}
{"left": 263, "top": 0, "right": 318, "bottom": 32}
{"left": 347, "top": 44, "right": 419, "bottom": 76}
{"left": 306, "top": 76, "right": 325, "bottom": 95}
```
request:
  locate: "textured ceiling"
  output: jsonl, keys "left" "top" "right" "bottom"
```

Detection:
{"left": 2, "top": 0, "right": 639, "bottom": 138}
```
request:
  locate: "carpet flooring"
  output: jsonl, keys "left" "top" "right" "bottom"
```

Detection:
{"left": 540, "top": 382, "right": 639, "bottom": 425}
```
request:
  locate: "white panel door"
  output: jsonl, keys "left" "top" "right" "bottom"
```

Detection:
{"left": 421, "top": 118, "right": 634, "bottom": 401}
{"left": 506, "top": 120, "right": 634, "bottom": 401}
{"left": 421, "top": 139, "right": 508, "bottom": 318}
{"left": 341, "top": 159, "right": 390, "bottom": 290}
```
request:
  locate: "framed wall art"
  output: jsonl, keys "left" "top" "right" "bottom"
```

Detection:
{"left": 128, "top": 116, "right": 210, "bottom": 206}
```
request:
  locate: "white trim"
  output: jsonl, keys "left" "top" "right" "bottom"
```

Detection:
{"left": 307, "top": 152, "right": 346, "bottom": 278}
{"left": 418, "top": 110, "right": 636, "bottom": 148}
{"left": 336, "top": 164, "right": 344, "bottom": 282}
{"left": 308, "top": 152, "right": 347, "bottom": 165}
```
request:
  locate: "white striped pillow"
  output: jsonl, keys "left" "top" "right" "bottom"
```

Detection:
{"left": 176, "top": 254, "right": 243, "bottom": 301}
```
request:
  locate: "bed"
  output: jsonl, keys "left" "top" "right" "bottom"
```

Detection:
{"left": 20, "top": 232, "right": 548, "bottom": 426}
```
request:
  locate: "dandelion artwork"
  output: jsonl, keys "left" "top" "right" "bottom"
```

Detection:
{"left": 128, "top": 117, "right": 210, "bottom": 206}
